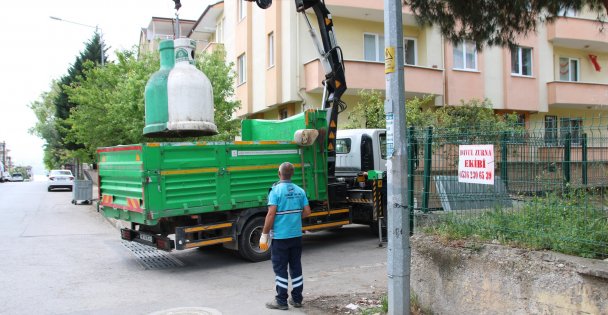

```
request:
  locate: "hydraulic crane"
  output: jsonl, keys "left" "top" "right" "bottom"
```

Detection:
{"left": 246, "top": 0, "right": 347, "bottom": 179}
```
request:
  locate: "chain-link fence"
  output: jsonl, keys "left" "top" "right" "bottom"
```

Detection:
{"left": 409, "top": 116, "right": 608, "bottom": 259}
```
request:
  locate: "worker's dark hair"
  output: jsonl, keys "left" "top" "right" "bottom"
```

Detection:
{"left": 279, "top": 162, "right": 295, "bottom": 179}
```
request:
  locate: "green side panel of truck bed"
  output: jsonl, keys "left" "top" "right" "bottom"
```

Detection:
{"left": 99, "top": 110, "right": 328, "bottom": 225}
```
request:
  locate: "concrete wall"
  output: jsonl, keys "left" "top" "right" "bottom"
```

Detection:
{"left": 411, "top": 235, "right": 608, "bottom": 314}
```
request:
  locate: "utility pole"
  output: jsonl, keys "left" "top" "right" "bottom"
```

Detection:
{"left": 384, "top": 0, "right": 410, "bottom": 314}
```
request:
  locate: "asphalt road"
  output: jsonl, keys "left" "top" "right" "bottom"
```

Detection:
{"left": 0, "top": 180, "right": 387, "bottom": 315}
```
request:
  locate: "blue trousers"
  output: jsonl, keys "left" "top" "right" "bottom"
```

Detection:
{"left": 271, "top": 237, "right": 303, "bottom": 306}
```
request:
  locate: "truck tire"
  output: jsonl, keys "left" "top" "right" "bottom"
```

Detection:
{"left": 238, "top": 216, "right": 271, "bottom": 262}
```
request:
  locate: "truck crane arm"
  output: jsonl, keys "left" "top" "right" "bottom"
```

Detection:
{"left": 248, "top": 0, "right": 347, "bottom": 179}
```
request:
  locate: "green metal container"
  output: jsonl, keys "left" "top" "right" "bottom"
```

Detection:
{"left": 143, "top": 40, "right": 174, "bottom": 136}
{"left": 99, "top": 110, "right": 328, "bottom": 225}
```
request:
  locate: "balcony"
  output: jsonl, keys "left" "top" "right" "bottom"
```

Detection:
{"left": 324, "top": 0, "right": 417, "bottom": 25}
{"left": 547, "top": 17, "right": 608, "bottom": 51}
{"left": 547, "top": 81, "right": 608, "bottom": 107}
{"left": 201, "top": 42, "right": 223, "bottom": 54}
{"left": 304, "top": 59, "right": 444, "bottom": 97}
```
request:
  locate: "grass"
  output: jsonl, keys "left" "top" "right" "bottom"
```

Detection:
{"left": 424, "top": 189, "right": 608, "bottom": 259}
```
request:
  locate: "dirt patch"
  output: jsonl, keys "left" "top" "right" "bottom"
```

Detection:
{"left": 306, "top": 292, "right": 386, "bottom": 314}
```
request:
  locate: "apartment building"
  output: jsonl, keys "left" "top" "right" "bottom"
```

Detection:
{"left": 142, "top": 1, "right": 608, "bottom": 140}
{"left": 139, "top": 17, "right": 197, "bottom": 54}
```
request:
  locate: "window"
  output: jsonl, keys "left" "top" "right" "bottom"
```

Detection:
{"left": 558, "top": 7, "right": 577, "bottom": 17}
{"left": 544, "top": 115, "right": 558, "bottom": 146}
{"left": 268, "top": 32, "right": 275, "bottom": 67}
{"left": 335, "top": 139, "right": 351, "bottom": 154}
{"left": 379, "top": 133, "right": 387, "bottom": 160}
{"left": 511, "top": 114, "right": 527, "bottom": 143}
{"left": 363, "top": 33, "right": 384, "bottom": 62}
{"left": 511, "top": 46, "right": 532, "bottom": 76}
{"left": 403, "top": 37, "right": 417, "bottom": 65}
{"left": 239, "top": 0, "right": 247, "bottom": 21}
{"left": 453, "top": 40, "right": 477, "bottom": 70}
{"left": 237, "top": 53, "right": 246, "bottom": 84}
{"left": 559, "top": 57, "right": 579, "bottom": 82}
{"left": 216, "top": 18, "right": 224, "bottom": 43}
{"left": 560, "top": 118, "right": 583, "bottom": 145}
{"left": 279, "top": 107, "right": 288, "bottom": 120}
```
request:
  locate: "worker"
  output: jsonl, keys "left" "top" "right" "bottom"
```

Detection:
{"left": 260, "top": 162, "right": 312, "bottom": 310}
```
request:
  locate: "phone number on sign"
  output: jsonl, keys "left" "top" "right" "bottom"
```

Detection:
{"left": 459, "top": 170, "right": 493, "bottom": 180}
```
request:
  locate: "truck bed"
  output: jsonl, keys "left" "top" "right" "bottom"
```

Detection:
{"left": 98, "top": 110, "right": 328, "bottom": 225}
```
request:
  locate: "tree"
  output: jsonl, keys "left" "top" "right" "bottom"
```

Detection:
{"left": 343, "top": 90, "right": 435, "bottom": 129}
{"left": 28, "top": 81, "right": 69, "bottom": 169}
{"left": 343, "top": 90, "right": 520, "bottom": 136}
{"left": 55, "top": 32, "right": 107, "bottom": 120}
{"left": 344, "top": 90, "right": 387, "bottom": 129}
{"left": 65, "top": 51, "right": 159, "bottom": 160}
{"left": 195, "top": 47, "right": 241, "bottom": 141}
{"left": 64, "top": 47, "right": 241, "bottom": 161}
{"left": 405, "top": 0, "right": 607, "bottom": 48}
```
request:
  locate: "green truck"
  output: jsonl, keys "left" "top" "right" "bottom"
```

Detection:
{"left": 99, "top": 0, "right": 388, "bottom": 261}
{"left": 98, "top": 110, "right": 387, "bottom": 261}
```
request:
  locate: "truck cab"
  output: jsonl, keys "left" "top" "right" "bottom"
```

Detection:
{"left": 335, "top": 129, "right": 387, "bottom": 180}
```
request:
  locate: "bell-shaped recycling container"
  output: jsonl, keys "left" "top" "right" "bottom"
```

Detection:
{"left": 143, "top": 38, "right": 218, "bottom": 137}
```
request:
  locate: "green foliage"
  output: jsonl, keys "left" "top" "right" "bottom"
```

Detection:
{"left": 61, "top": 47, "right": 241, "bottom": 162}
{"left": 344, "top": 90, "right": 436, "bottom": 130}
{"left": 405, "top": 0, "right": 607, "bottom": 48}
{"left": 344, "top": 90, "right": 386, "bottom": 129}
{"left": 343, "top": 91, "right": 519, "bottom": 138}
{"left": 11, "top": 166, "right": 31, "bottom": 180}
{"left": 64, "top": 51, "right": 159, "bottom": 161}
{"left": 44, "top": 32, "right": 108, "bottom": 165}
{"left": 433, "top": 99, "right": 522, "bottom": 143}
{"left": 28, "top": 81, "right": 69, "bottom": 169}
{"left": 195, "top": 46, "right": 241, "bottom": 141}
{"left": 425, "top": 190, "right": 608, "bottom": 259}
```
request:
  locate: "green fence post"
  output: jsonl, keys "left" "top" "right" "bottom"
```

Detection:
{"left": 408, "top": 126, "right": 416, "bottom": 235}
{"left": 501, "top": 132, "right": 509, "bottom": 190}
{"left": 582, "top": 133, "right": 588, "bottom": 186}
{"left": 563, "top": 131, "right": 571, "bottom": 188}
{"left": 422, "top": 126, "right": 433, "bottom": 213}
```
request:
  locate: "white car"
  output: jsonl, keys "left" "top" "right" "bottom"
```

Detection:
{"left": 47, "top": 170, "right": 75, "bottom": 192}
{"left": 11, "top": 173, "right": 24, "bottom": 182}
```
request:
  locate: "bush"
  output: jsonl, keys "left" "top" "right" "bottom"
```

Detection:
{"left": 425, "top": 189, "right": 608, "bottom": 259}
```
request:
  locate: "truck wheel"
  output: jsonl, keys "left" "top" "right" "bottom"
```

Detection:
{"left": 238, "top": 216, "right": 271, "bottom": 262}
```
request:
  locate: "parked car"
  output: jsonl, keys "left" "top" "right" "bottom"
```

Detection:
{"left": 11, "top": 173, "right": 24, "bottom": 182}
{"left": 47, "top": 170, "right": 74, "bottom": 191}
{"left": 2, "top": 172, "right": 11, "bottom": 182}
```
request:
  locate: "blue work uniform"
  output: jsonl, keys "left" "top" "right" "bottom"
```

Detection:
{"left": 268, "top": 180, "right": 309, "bottom": 306}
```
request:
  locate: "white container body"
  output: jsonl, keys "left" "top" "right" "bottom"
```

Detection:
{"left": 167, "top": 38, "right": 218, "bottom": 135}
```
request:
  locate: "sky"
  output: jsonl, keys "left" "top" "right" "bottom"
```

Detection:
{"left": 0, "top": 0, "right": 212, "bottom": 175}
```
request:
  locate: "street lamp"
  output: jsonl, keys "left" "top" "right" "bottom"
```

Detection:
{"left": 49, "top": 16, "right": 104, "bottom": 66}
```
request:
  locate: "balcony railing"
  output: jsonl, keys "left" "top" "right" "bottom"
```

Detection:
{"left": 547, "top": 81, "right": 608, "bottom": 106}
{"left": 304, "top": 59, "right": 443, "bottom": 96}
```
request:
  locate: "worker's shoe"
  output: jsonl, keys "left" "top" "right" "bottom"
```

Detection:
{"left": 289, "top": 298, "right": 303, "bottom": 308}
{"left": 266, "top": 300, "right": 288, "bottom": 310}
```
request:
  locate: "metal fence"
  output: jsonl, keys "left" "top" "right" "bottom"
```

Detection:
{"left": 408, "top": 116, "right": 608, "bottom": 259}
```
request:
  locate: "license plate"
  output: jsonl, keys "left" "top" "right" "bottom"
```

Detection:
{"left": 58, "top": 178, "right": 66, "bottom": 181}
{"left": 138, "top": 233, "right": 153, "bottom": 242}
